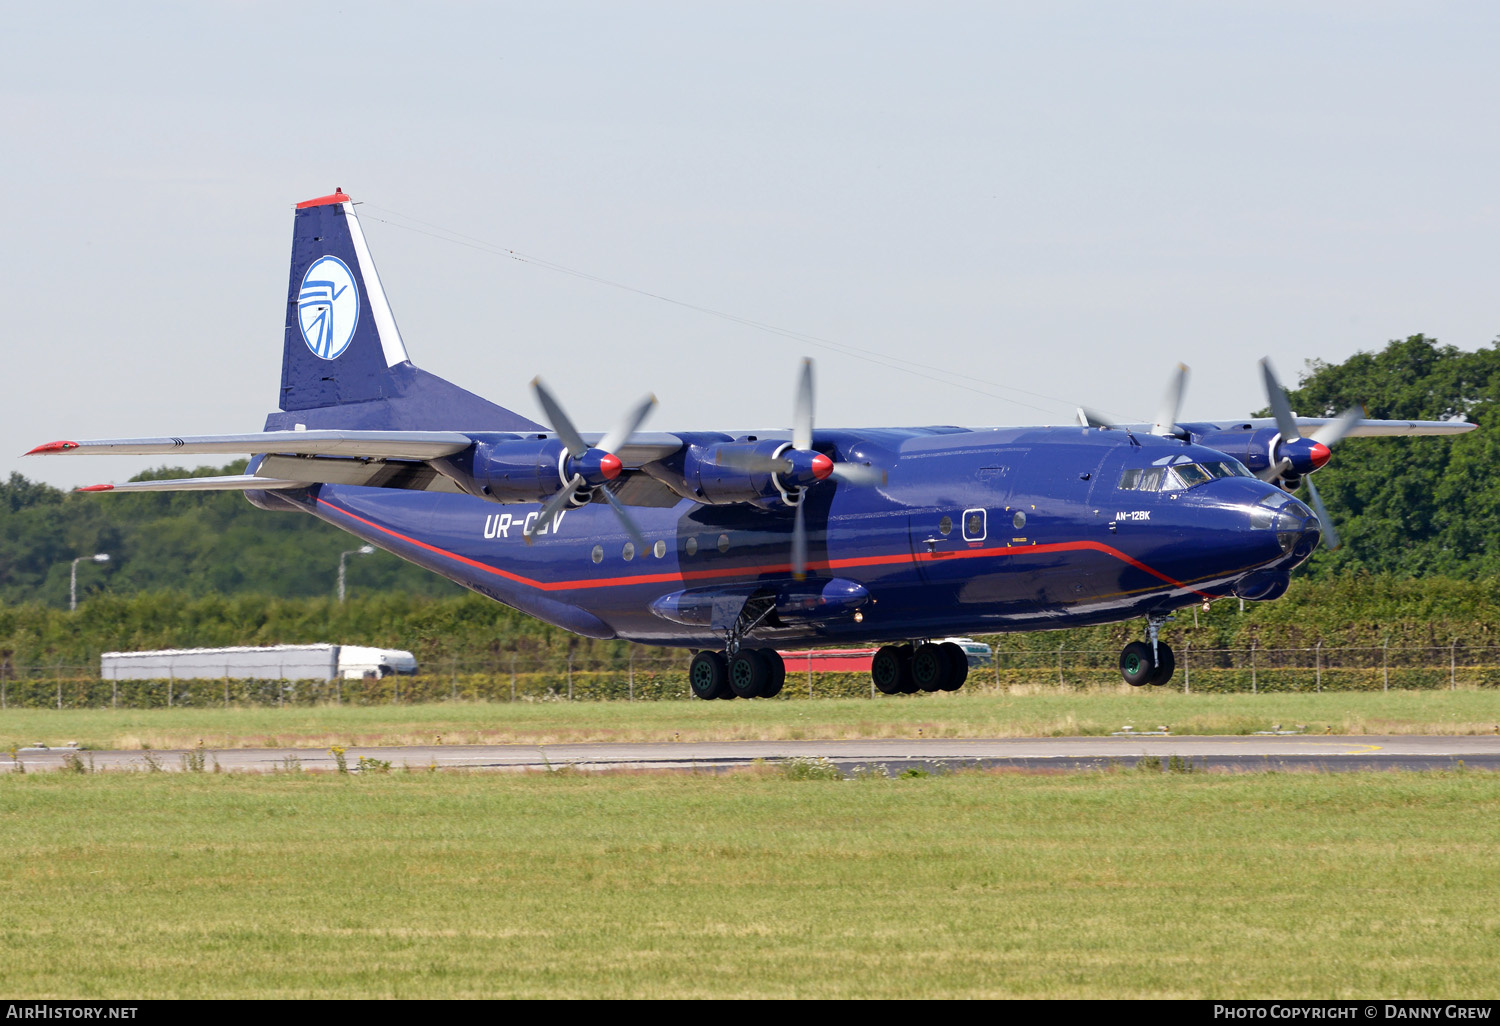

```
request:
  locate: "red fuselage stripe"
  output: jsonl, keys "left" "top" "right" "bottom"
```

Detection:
{"left": 316, "top": 498, "right": 1213, "bottom": 598}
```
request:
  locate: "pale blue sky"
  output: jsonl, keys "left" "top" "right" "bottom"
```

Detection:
{"left": 4, "top": 2, "right": 1496, "bottom": 488}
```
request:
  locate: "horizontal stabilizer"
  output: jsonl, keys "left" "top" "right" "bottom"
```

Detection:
{"left": 26, "top": 429, "right": 474, "bottom": 460}
{"left": 76, "top": 475, "right": 310, "bottom": 493}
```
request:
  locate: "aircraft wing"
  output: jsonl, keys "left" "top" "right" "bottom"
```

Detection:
{"left": 25, "top": 430, "right": 476, "bottom": 460}
{"left": 28, "top": 428, "right": 689, "bottom": 500}
{"left": 1247, "top": 417, "right": 1478, "bottom": 438}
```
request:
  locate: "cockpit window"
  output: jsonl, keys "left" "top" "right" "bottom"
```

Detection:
{"left": 1118, "top": 459, "right": 1254, "bottom": 492}
{"left": 1173, "top": 463, "right": 1213, "bottom": 488}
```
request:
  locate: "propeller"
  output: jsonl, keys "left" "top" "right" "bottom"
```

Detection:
{"left": 526, "top": 378, "right": 656, "bottom": 550}
{"left": 1257, "top": 358, "right": 1362, "bottom": 551}
{"left": 714, "top": 358, "right": 886, "bottom": 577}
{"left": 1150, "top": 363, "right": 1190, "bottom": 437}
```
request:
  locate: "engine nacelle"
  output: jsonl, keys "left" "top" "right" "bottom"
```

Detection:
{"left": 433, "top": 437, "right": 571, "bottom": 504}
{"left": 680, "top": 440, "right": 795, "bottom": 509}
{"left": 1193, "top": 427, "right": 1282, "bottom": 478}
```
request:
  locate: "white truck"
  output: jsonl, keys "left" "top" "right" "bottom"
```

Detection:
{"left": 100, "top": 644, "right": 418, "bottom": 681}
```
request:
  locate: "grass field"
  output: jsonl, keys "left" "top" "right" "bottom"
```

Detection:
{"left": 3, "top": 689, "right": 1499, "bottom": 752}
{"left": 1, "top": 768, "right": 1496, "bottom": 998}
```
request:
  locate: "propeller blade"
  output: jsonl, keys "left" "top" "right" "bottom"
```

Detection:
{"left": 529, "top": 378, "right": 589, "bottom": 458}
{"left": 793, "top": 358, "right": 814, "bottom": 453}
{"left": 599, "top": 484, "right": 650, "bottom": 554}
{"left": 596, "top": 392, "right": 658, "bottom": 458}
{"left": 525, "top": 473, "right": 584, "bottom": 545}
{"left": 829, "top": 462, "right": 886, "bottom": 486}
{"left": 714, "top": 448, "right": 792, "bottom": 474}
{"left": 1077, "top": 407, "right": 1117, "bottom": 429}
{"left": 1303, "top": 475, "right": 1342, "bottom": 551}
{"left": 1150, "top": 363, "right": 1189, "bottom": 437}
{"left": 1310, "top": 404, "right": 1364, "bottom": 449}
{"left": 1259, "top": 358, "right": 1302, "bottom": 441}
{"left": 1256, "top": 456, "right": 1293, "bottom": 483}
{"left": 791, "top": 500, "right": 808, "bottom": 579}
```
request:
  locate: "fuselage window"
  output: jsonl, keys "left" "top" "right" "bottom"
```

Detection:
{"left": 1118, "top": 468, "right": 1142, "bottom": 490}
{"left": 939, "top": 515, "right": 953, "bottom": 535}
{"left": 622, "top": 542, "right": 636, "bottom": 561}
{"left": 685, "top": 536, "right": 699, "bottom": 556}
{"left": 653, "top": 540, "right": 666, "bottom": 559}
{"left": 591, "top": 545, "right": 603, "bottom": 564}
{"left": 717, "top": 533, "right": 730, "bottom": 554}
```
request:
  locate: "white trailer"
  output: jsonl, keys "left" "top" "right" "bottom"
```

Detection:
{"left": 100, "top": 644, "right": 417, "bottom": 681}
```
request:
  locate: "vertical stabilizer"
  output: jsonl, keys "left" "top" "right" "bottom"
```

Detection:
{"left": 272, "top": 190, "right": 542, "bottom": 432}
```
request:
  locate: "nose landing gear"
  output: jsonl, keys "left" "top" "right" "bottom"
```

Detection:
{"left": 1120, "top": 616, "right": 1175, "bottom": 686}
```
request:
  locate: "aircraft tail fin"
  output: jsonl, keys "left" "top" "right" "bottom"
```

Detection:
{"left": 272, "top": 190, "right": 542, "bottom": 433}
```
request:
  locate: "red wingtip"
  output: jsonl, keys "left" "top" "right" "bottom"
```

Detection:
{"left": 599, "top": 453, "right": 623, "bottom": 480}
{"left": 811, "top": 454, "right": 834, "bottom": 481}
{"left": 1310, "top": 442, "right": 1332, "bottom": 470}
{"left": 25, "top": 440, "right": 79, "bottom": 455}
{"left": 295, "top": 189, "right": 352, "bottom": 209}
{"left": 76, "top": 484, "right": 114, "bottom": 493}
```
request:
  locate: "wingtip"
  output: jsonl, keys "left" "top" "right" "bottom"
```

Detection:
{"left": 76, "top": 483, "right": 114, "bottom": 493}
{"left": 25, "top": 440, "right": 79, "bottom": 456}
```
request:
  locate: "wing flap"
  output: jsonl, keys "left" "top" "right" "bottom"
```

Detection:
{"left": 255, "top": 454, "right": 465, "bottom": 493}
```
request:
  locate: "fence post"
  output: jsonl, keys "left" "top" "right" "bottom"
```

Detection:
{"left": 1382, "top": 639, "right": 1389, "bottom": 693}
{"left": 224, "top": 676, "right": 229, "bottom": 709}
{"left": 629, "top": 649, "right": 635, "bottom": 702}
{"left": 451, "top": 656, "right": 457, "bottom": 703}
{"left": 3, "top": 663, "right": 8, "bottom": 710}
{"left": 1057, "top": 643, "right": 1065, "bottom": 688}
{"left": 1183, "top": 642, "right": 1189, "bottom": 694}
{"left": 807, "top": 652, "right": 813, "bottom": 698}
{"left": 993, "top": 651, "right": 1001, "bottom": 693}
{"left": 1451, "top": 639, "right": 1457, "bottom": 690}
{"left": 1251, "top": 641, "right": 1257, "bottom": 695}
{"left": 567, "top": 653, "right": 574, "bottom": 701}
{"left": 511, "top": 654, "right": 517, "bottom": 702}
{"left": 1315, "top": 641, "right": 1322, "bottom": 693}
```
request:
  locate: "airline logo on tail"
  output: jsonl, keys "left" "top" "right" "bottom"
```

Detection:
{"left": 297, "top": 255, "right": 360, "bottom": 360}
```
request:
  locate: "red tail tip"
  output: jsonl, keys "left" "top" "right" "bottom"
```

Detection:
{"left": 25, "top": 440, "right": 79, "bottom": 455}
{"left": 599, "top": 453, "right": 623, "bottom": 480}
{"left": 295, "top": 189, "right": 352, "bottom": 209}
{"left": 811, "top": 454, "right": 834, "bottom": 481}
{"left": 1310, "top": 442, "right": 1332, "bottom": 469}
{"left": 76, "top": 484, "right": 114, "bottom": 493}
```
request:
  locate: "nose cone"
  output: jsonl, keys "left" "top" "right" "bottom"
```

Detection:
{"left": 1278, "top": 496, "right": 1321, "bottom": 565}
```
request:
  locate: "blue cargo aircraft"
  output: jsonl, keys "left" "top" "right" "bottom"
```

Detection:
{"left": 27, "top": 190, "right": 1475, "bottom": 698}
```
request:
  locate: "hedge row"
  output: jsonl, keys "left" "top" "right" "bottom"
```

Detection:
{"left": 3, "top": 665, "right": 1498, "bottom": 709}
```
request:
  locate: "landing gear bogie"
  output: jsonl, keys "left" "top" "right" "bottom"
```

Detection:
{"left": 696, "top": 648, "right": 786, "bottom": 699}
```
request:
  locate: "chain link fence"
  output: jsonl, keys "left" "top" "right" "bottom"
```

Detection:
{"left": 2, "top": 644, "right": 1499, "bottom": 709}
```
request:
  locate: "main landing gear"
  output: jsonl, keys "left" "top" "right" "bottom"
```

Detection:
{"left": 1120, "top": 616, "right": 1175, "bottom": 687}
{"left": 690, "top": 649, "right": 787, "bottom": 700}
{"left": 871, "top": 642, "right": 969, "bottom": 695}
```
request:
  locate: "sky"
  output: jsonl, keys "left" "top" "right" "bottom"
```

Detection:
{"left": 3, "top": 1, "right": 1497, "bottom": 489}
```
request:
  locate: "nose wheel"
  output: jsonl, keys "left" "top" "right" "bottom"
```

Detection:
{"left": 1121, "top": 617, "right": 1175, "bottom": 686}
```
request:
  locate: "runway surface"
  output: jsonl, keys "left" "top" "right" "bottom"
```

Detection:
{"left": 8, "top": 734, "right": 1500, "bottom": 774}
